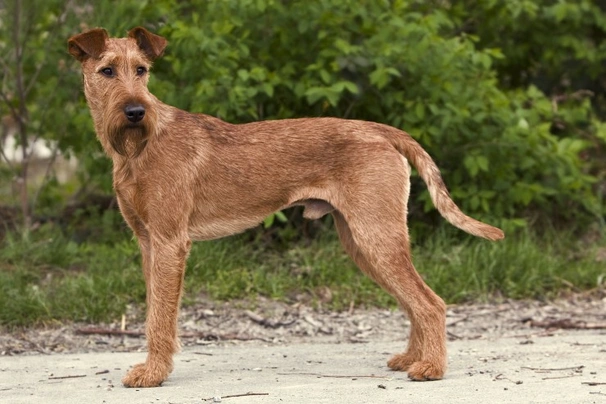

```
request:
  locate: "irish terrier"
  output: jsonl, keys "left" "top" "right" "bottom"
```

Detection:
{"left": 68, "top": 27, "right": 504, "bottom": 388}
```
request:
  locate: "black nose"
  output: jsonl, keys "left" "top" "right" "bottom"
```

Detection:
{"left": 124, "top": 104, "right": 145, "bottom": 123}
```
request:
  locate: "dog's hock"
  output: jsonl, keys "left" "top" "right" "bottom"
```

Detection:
{"left": 67, "top": 28, "right": 109, "bottom": 61}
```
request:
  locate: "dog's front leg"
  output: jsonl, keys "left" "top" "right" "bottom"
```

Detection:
{"left": 117, "top": 198, "right": 152, "bottom": 306}
{"left": 122, "top": 233, "right": 191, "bottom": 388}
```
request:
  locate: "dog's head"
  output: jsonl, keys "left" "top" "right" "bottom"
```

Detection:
{"left": 68, "top": 27, "right": 168, "bottom": 158}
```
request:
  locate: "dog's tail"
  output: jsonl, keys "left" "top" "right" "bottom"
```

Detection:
{"left": 384, "top": 126, "right": 504, "bottom": 241}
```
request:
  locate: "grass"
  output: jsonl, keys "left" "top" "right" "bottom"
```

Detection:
{"left": 0, "top": 221, "right": 604, "bottom": 327}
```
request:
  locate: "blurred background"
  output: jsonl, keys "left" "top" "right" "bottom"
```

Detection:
{"left": 0, "top": 0, "right": 604, "bottom": 327}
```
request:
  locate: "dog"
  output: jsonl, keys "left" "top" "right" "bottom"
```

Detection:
{"left": 67, "top": 26, "right": 504, "bottom": 387}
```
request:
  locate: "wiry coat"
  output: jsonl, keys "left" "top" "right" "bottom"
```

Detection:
{"left": 68, "top": 27, "right": 503, "bottom": 388}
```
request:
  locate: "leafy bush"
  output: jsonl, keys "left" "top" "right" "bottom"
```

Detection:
{"left": 2, "top": 0, "right": 604, "bottom": 232}
{"left": 151, "top": 0, "right": 604, "bottom": 227}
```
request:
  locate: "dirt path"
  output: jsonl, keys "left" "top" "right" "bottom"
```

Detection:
{"left": 1, "top": 295, "right": 605, "bottom": 403}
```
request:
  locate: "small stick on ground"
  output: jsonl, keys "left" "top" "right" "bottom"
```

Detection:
{"left": 75, "top": 327, "right": 272, "bottom": 342}
{"left": 447, "top": 315, "right": 470, "bottom": 327}
{"left": 202, "top": 392, "right": 269, "bottom": 401}
{"left": 529, "top": 319, "right": 606, "bottom": 330}
{"left": 542, "top": 374, "right": 582, "bottom": 380}
{"left": 493, "top": 374, "right": 523, "bottom": 384}
{"left": 75, "top": 328, "right": 144, "bottom": 337}
{"left": 48, "top": 374, "right": 87, "bottom": 380}
{"left": 277, "top": 372, "right": 390, "bottom": 379}
{"left": 521, "top": 365, "right": 584, "bottom": 372}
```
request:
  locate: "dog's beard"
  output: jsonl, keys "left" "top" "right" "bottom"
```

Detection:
{"left": 107, "top": 125, "right": 149, "bottom": 158}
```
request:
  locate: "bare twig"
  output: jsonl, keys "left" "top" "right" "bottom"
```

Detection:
{"left": 529, "top": 318, "right": 606, "bottom": 330}
{"left": 11, "top": 0, "right": 31, "bottom": 229}
{"left": 493, "top": 374, "right": 523, "bottom": 384}
{"left": 447, "top": 331, "right": 462, "bottom": 340}
{"left": 277, "top": 372, "right": 390, "bottom": 379}
{"left": 447, "top": 315, "right": 469, "bottom": 327}
{"left": 75, "top": 327, "right": 272, "bottom": 342}
{"left": 0, "top": 55, "right": 14, "bottom": 82}
{"left": 245, "top": 310, "right": 297, "bottom": 328}
{"left": 48, "top": 374, "right": 86, "bottom": 380}
{"left": 24, "top": 0, "right": 75, "bottom": 98}
{"left": 30, "top": 143, "right": 60, "bottom": 210}
{"left": 0, "top": 142, "right": 15, "bottom": 168}
{"left": 542, "top": 374, "right": 582, "bottom": 380}
{"left": 202, "top": 392, "right": 269, "bottom": 401}
{"left": 75, "top": 328, "right": 144, "bottom": 337}
{"left": 522, "top": 365, "right": 584, "bottom": 372}
{"left": 0, "top": 89, "right": 20, "bottom": 125}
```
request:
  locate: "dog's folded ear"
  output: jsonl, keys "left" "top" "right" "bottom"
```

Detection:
{"left": 68, "top": 28, "right": 109, "bottom": 62}
{"left": 128, "top": 27, "right": 168, "bottom": 61}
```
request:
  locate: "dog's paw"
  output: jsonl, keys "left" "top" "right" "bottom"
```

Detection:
{"left": 406, "top": 360, "right": 445, "bottom": 381}
{"left": 122, "top": 362, "right": 169, "bottom": 388}
{"left": 387, "top": 352, "right": 419, "bottom": 371}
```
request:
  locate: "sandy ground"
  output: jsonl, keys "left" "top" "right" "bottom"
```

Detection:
{"left": 1, "top": 295, "right": 605, "bottom": 403}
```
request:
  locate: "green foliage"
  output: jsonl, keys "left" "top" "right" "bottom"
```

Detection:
{"left": 3, "top": 0, "right": 605, "bottom": 328}
{"left": 141, "top": 1, "right": 606, "bottom": 225}
{"left": 419, "top": 227, "right": 606, "bottom": 301}
{"left": 1, "top": 223, "right": 603, "bottom": 326}
{"left": 0, "top": 224, "right": 144, "bottom": 326}
{"left": 2, "top": 0, "right": 604, "bottom": 229}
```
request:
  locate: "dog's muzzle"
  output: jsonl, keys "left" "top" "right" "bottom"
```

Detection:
{"left": 124, "top": 104, "right": 146, "bottom": 123}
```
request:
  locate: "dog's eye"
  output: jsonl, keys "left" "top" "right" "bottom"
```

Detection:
{"left": 136, "top": 66, "right": 147, "bottom": 76}
{"left": 100, "top": 67, "right": 114, "bottom": 77}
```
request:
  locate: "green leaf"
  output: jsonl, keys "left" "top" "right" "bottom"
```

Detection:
{"left": 263, "top": 215, "right": 275, "bottom": 228}
{"left": 415, "top": 103, "right": 425, "bottom": 120}
{"left": 275, "top": 211, "right": 288, "bottom": 223}
{"left": 476, "top": 156, "right": 489, "bottom": 172}
{"left": 464, "top": 155, "right": 479, "bottom": 178}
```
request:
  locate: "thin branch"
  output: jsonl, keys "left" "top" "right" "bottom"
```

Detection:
{"left": 277, "top": 372, "right": 391, "bottom": 379}
{"left": 12, "top": 0, "right": 31, "bottom": 229}
{"left": 0, "top": 89, "right": 20, "bottom": 125}
{"left": 28, "top": 69, "right": 74, "bottom": 147}
{"left": 447, "top": 315, "right": 470, "bottom": 327}
{"left": 542, "top": 374, "right": 582, "bottom": 380}
{"left": 48, "top": 374, "right": 86, "bottom": 380}
{"left": 0, "top": 146, "right": 15, "bottom": 168}
{"left": 522, "top": 365, "right": 584, "bottom": 372}
{"left": 0, "top": 117, "right": 16, "bottom": 168}
{"left": 24, "top": 0, "right": 75, "bottom": 98}
{"left": 203, "top": 392, "right": 269, "bottom": 402}
{"left": 0, "top": 55, "right": 14, "bottom": 83}
{"left": 30, "top": 142, "right": 61, "bottom": 211}
{"left": 530, "top": 318, "right": 606, "bottom": 330}
{"left": 75, "top": 328, "right": 144, "bottom": 337}
{"left": 75, "top": 327, "right": 273, "bottom": 342}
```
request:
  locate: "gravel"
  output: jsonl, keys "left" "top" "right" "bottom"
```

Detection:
{"left": 2, "top": 292, "right": 605, "bottom": 356}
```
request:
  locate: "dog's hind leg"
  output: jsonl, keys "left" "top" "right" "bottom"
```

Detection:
{"left": 332, "top": 205, "right": 447, "bottom": 381}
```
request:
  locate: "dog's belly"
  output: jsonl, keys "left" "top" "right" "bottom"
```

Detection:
{"left": 187, "top": 215, "right": 265, "bottom": 241}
